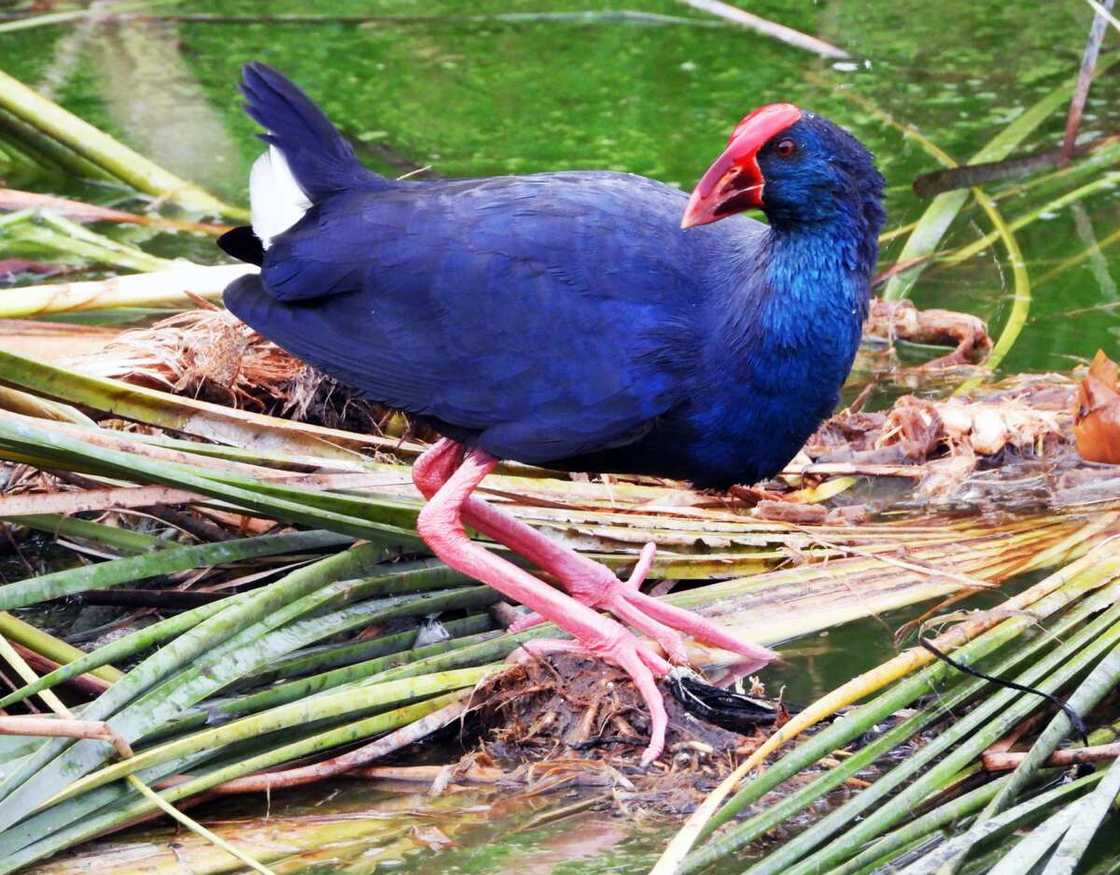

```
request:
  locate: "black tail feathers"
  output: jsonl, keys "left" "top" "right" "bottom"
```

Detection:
{"left": 217, "top": 225, "right": 264, "bottom": 266}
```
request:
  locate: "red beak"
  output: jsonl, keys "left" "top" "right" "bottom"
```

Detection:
{"left": 681, "top": 103, "right": 803, "bottom": 229}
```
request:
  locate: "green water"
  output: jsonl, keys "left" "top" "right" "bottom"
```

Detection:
{"left": 2, "top": 1, "right": 1119, "bottom": 870}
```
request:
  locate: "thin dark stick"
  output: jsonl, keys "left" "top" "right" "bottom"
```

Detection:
{"left": 79, "top": 589, "right": 224, "bottom": 609}
{"left": 913, "top": 134, "right": 1118, "bottom": 197}
{"left": 1061, "top": 0, "right": 1116, "bottom": 163}
{"left": 10, "top": 643, "right": 111, "bottom": 695}
{"left": 919, "top": 639, "right": 1089, "bottom": 744}
{"left": 132, "top": 11, "right": 719, "bottom": 28}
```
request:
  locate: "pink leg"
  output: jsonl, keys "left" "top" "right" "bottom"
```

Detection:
{"left": 415, "top": 444, "right": 669, "bottom": 765}
{"left": 413, "top": 439, "right": 776, "bottom": 667}
{"left": 507, "top": 542, "right": 655, "bottom": 634}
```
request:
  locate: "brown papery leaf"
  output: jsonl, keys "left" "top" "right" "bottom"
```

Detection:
{"left": 1074, "top": 350, "right": 1120, "bottom": 464}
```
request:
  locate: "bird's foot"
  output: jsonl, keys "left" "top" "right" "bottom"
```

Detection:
{"left": 510, "top": 630, "right": 671, "bottom": 765}
{"left": 413, "top": 438, "right": 776, "bottom": 765}
{"left": 509, "top": 542, "right": 778, "bottom": 669}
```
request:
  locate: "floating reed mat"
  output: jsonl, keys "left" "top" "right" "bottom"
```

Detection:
{"left": 0, "top": 347, "right": 1119, "bottom": 871}
{"left": 653, "top": 539, "right": 1120, "bottom": 874}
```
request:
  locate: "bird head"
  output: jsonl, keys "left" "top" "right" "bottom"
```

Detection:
{"left": 681, "top": 105, "right": 884, "bottom": 233}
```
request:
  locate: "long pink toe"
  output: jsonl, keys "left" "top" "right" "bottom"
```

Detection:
{"left": 625, "top": 591, "right": 778, "bottom": 664}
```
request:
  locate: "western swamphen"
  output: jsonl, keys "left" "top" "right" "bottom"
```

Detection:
{"left": 220, "top": 63, "right": 885, "bottom": 764}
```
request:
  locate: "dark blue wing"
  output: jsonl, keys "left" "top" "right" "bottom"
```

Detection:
{"left": 225, "top": 171, "right": 737, "bottom": 464}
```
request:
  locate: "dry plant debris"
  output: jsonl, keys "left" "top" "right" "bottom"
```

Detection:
{"left": 464, "top": 652, "right": 779, "bottom": 811}
{"left": 71, "top": 308, "right": 307, "bottom": 409}
{"left": 1074, "top": 349, "right": 1120, "bottom": 464}
{"left": 68, "top": 308, "right": 404, "bottom": 435}
{"left": 803, "top": 373, "right": 1103, "bottom": 506}
{"left": 864, "top": 298, "right": 992, "bottom": 368}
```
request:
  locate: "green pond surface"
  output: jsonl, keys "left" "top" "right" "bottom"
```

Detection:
{"left": 2, "top": 0, "right": 1119, "bottom": 871}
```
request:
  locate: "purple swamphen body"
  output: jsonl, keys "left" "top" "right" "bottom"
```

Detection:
{"left": 220, "top": 63, "right": 885, "bottom": 763}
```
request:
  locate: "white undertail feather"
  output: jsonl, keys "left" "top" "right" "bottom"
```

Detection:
{"left": 249, "top": 145, "right": 311, "bottom": 249}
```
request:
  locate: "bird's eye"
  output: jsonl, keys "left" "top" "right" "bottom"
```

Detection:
{"left": 775, "top": 138, "right": 797, "bottom": 158}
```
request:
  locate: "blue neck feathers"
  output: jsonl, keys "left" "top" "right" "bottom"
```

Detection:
{"left": 719, "top": 186, "right": 883, "bottom": 369}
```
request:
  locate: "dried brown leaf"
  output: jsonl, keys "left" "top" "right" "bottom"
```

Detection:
{"left": 1074, "top": 349, "right": 1120, "bottom": 464}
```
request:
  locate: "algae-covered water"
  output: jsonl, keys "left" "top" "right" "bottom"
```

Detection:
{"left": 2, "top": 1, "right": 1119, "bottom": 871}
